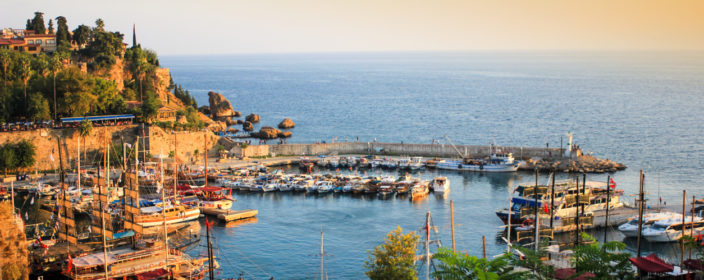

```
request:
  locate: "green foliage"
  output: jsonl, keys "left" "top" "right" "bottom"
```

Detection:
{"left": 55, "top": 16, "right": 70, "bottom": 52}
{"left": 572, "top": 233, "right": 634, "bottom": 279}
{"left": 172, "top": 84, "right": 197, "bottom": 109}
{"left": 79, "top": 119, "right": 93, "bottom": 137}
{"left": 27, "top": 92, "right": 51, "bottom": 121}
{"left": 82, "top": 30, "right": 124, "bottom": 70}
{"left": 72, "top": 24, "right": 92, "bottom": 46}
{"left": 432, "top": 248, "right": 529, "bottom": 280}
{"left": 509, "top": 241, "right": 554, "bottom": 279}
{"left": 29, "top": 12, "right": 46, "bottom": 34}
{"left": 0, "top": 143, "right": 18, "bottom": 176}
{"left": 94, "top": 19, "right": 105, "bottom": 32}
{"left": 15, "top": 140, "right": 36, "bottom": 169}
{"left": 2, "top": 262, "right": 24, "bottom": 280}
{"left": 240, "top": 142, "right": 248, "bottom": 149}
{"left": 141, "top": 91, "right": 161, "bottom": 122}
{"left": 47, "top": 19, "right": 54, "bottom": 34}
{"left": 364, "top": 226, "right": 420, "bottom": 280}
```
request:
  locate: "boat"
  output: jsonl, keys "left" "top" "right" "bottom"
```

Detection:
{"left": 410, "top": 181, "right": 429, "bottom": 200}
{"left": 430, "top": 177, "right": 450, "bottom": 194}
{"left": 495, "top": 179, "right": 627, "bottom": 226}
{"left": 617, "top": 212, "right": 681, "bottom": 237}
{"left": 408, "top": 157, "right": 424, "bottom": 170}
{"left": 377, "top": 183, "right": 395, "bottom": 198}
{"left": 436, "top": 152, "right": 519, "bottom": 172}
{"left": 642, "top": 217, "right": 704, "bottom": 242}
{"left": 316, "top": 181, "right": 334, "bottom": 194}
{"left": 395, "top": 181, "right": 411, "bottom": 195}
{"left": 277, "top": 182, "right": 293, "bottom": 192}
{"left": 262, "top": 182, "right": 277, "bottom": 192}
{"left": 135, "top": 204, "right": 201, "bottom": 228}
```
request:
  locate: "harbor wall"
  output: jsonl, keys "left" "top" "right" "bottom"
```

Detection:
{"left": 232, "top": 142, "right": 565, "bottom": 160}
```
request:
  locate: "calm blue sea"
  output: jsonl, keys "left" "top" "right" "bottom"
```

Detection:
{"left": 162, "top": 52, "right": 704, "bottom": 279}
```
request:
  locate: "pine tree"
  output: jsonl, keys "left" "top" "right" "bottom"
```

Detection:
{"left": 26, "top": 19, "right": 32, "bottom": 31}
{"left": 55, "top": 16, "right": 70, "bottom": 52}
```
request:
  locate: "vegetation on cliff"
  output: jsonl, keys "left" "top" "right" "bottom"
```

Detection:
{"left": 0, "top": 140, "right": 36, "bottom": 176}
{"left": 0, "top": 12, "right": 200, "bottom": 127}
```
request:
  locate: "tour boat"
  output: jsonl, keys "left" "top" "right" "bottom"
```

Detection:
{"left": 642, "top": 217, "right": 704, "bottom": 242}
{"left": 430, "top": 176, "right": 450, "bottom": 194}
{"left": 135, "top": 204, "right": 200, "bottom": 228}
{"left": 436, "top": 152, "right": 519, "bottom": 172}
{"left": 618, "top": 212, "right": 681, "bottom": 237}
{"left": 495, "top": 179, "right": 626, "bottom": 226}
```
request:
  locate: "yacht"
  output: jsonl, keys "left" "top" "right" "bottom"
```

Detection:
{"left": 437, "top": 152, "right": 519, "bottom": 172}
{"left": 642, "top": 217, "right": 704, "bottom": 242}
{"left": 617, "top": 212, "right": 681, "bottom": 237}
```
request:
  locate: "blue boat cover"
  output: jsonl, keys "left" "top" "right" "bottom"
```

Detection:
{"left": 512, "top": 197, "right": 544, "bottom": 207}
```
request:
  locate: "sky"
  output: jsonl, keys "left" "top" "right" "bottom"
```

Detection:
{"left": 1, "top": 0, "right": 703, "bottom": 55}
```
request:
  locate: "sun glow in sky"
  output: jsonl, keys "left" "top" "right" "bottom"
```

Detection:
{"left": 2, "top": 0, "right": 703, "bottom": 55}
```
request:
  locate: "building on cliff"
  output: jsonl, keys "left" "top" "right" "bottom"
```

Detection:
{"left": 0, "top": 28, "right": 56, "bottom": 53}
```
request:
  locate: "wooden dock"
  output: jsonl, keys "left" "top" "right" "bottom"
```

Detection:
{"left": 202, "top": 208, "right": 258, "bottom": 222}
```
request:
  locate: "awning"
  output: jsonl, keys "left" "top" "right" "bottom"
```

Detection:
{"left": 629, "top": 253, "right": 674, "bottom": 273}
{"left": 137, "top": 268, "right": 169, "bottom": 280}
{"left": 512, "top": 197, "right": 544, "bottom": 207}
{"left": 554, "top": 268, "right": 595, "bottom": 280}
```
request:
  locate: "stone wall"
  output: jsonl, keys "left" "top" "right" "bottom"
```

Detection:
{"left": 0, "top": 203, "right": 29, "bottom": 280}
{"left": 231, "top": 142, "right": 565, "bottom": 160}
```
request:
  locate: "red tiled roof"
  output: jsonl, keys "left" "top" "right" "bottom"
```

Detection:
{"left": 0, "top": 39, "right": 25, "bottom": 45}
{"left": 24, "top": 34, "right": 56, "bottom": 38}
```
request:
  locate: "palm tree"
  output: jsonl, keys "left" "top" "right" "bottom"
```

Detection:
{"left": 18, "top": 55, "right": 33, "bottom": 106}
{"left": 79, "top": 119, "right": 92, "bottom": 161}
{"left": 0, "top": 50, "right": 11, "bottom": 87}
{"left": 48, "top": 56, "right": 63, "bottom": 120}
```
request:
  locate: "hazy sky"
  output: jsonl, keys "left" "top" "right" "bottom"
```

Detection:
{"left": 2, "top": 0, "right": 703, "bottom": 55}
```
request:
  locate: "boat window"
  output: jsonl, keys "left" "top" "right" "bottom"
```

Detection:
{"left": 511, "top": 204, "right": 522, "bottom": 211}
{"left": 652, "top": 224, "right": 668, "bottom": 231}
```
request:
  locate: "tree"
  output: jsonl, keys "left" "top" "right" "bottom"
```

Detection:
{"left": 364, "top": 226, "right": 420, "bottom": 280}
{"left": 432, "top": 248, "right": 529, "bottom": 280}
{"left": 48, "top": 19, "right": 54, "bottom": 34}
{"left": 72, "top": 25, "right": 91, "bottom": 47}
{"left": 15, "top": 140, "right": 36, "bottom": 171}
{"left": 141, "top": 91, "right": 161, "bottom": 123}
{"left": 48, "top": 56, "right": 62, "bottom": 120}
{"left": 17, "top": 55, "right": 32, "bottom": 106}
{"left": 30, "top": 12, "right": 46, "bottom": 34}
{"left": 55, "top": 16, "right": 71, "bottom": 53}
{"left": 572, "top": 233, "right": 634, "bottom": 279}
{"left": 0, "top": 143, "right": 18, "bottom": 176}
{"left": 0, "top": 49, "right": 12, "bottom": 86}
{"left": 95, "top": 18, "right": 105, "bottom": 32}
{"left": 27, "top": 92, "right": 51, "bottom": 121}
{"left": 26, "top": 19, "right": 32, "bottom": 31}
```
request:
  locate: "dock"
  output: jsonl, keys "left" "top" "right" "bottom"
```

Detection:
{"left": 201, "top": 208, "right": 258, "bottom": 222}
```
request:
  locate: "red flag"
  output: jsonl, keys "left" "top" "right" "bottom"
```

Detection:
{"left": 609, "top": 178, "right": 616, "bottom": 189}
{"left": 205, "top": 217, "right": 215, "bottom": 229}
{"left": 543, "top": 203, "right": 549, "bottom": 214}
{"left": 65, "top": 254, "right": 73, "bottom": 274}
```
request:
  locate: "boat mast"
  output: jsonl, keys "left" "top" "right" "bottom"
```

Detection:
{"left": 425, "top": 212, "right": 431, "bottom": 280}
{"left": 101, "top": 136, "right": 110, "bottom": 280}
{"left": 604, "top": 175, "right": 610, "bottom": 242}
{"left": 77, "top": 134, "right": 80, "bottom": 193}
{"left": 681, "top": 190, "right": 686, "bottom": 267}
{"left": 173, "top": 133, "right": 178, "bottom": 203}
{"left": 533, "top": 169, "right": 539, "bottom": 252}
{"left": 450, "top": 200, "right": 456, "bottom": 252}
{"left": 206, "top": 219, "right": 214, "bottom": 280}
{"left": 550, "top": 172, "right": 555, "bottom": 230}
{"left": 204, "top": 132, "right": 208, "bottom": 188}
{"left": 507, "top": 184, "right": 512, "bottom": 253}
{"left": 636, "top": 170, "right": 645, "bottom": 257}
{"left": 443, "top": 135, "right": 466, "bottom": 159}
{"left": 320, "top": 227, "right": 324, "bottom": 280}
{"left": 160, "top": 150, "right": 169, "bottom": 272}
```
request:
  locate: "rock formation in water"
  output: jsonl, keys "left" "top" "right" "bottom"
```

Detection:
{"left": 245, "top": 113, "right": 260, "bottom": 123}
{"left": 278, "top": 118, "right": 295, "bottom": 129}
{"left": 278, "top": 131, "right": 292, "bottom": 138}
{"left": 243, "top": 121, "right": 254, "bottom": 131}
{"left": 252, "top": 126, "right": 281, "bottom": 139}
{"left": 208, "top": 91, "right": 236, "bottom": 118}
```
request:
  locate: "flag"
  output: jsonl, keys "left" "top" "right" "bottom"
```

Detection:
{"left": 609, "top": 178, "right": 616, "bottom": 189}
{"left": 50, "top": 153, "right": 55, "bottom": 162}
{"left": 25, "top": 212, "right": 28, "bottom": 220}
{"left": 543, "top": 203, "right": 549, "bottom": 214}
{"left": 205, "top": 217, "right": 215, "bottom": 229}
{"left": 30, "top": 196, "right": 35, "bottom": 205}
{"left": 65, "top": 254, "right": 74, "bottom": 273}
{"left": 125, "top": 143, "right": 132, "bottom": 149}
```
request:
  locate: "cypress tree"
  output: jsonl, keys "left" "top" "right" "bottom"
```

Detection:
{"left": 30, "top": 12, "right": 46, "bottom": 34}
{"left": 48, "top": 19, "right": 54, "bottom": 34}
{"left": 26, "top": 19, "right": 32, "bottom": 31}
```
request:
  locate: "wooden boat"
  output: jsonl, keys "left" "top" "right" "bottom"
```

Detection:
{"left": 135, "top": 204, "right": 200, "bottom": 228}
{"left": 430, "top": 176, "right": 450, "bottom": 194}
{"left": 410, "top": 181, "right": 429, "bottom": 200}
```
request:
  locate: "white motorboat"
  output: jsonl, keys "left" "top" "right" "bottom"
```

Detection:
{"left": 618, "top": 212, "right": 681, "bottom": 237}
{"left": 430, "top": 176, "right": 450, "bottom": 193}
{"left": 316, "top": 181, "right": 334, "bottom": 194}
{"left": 262, "top": 182, "right": 277, "bottom": 192}
{"left": 642, "top": 217, "right": 704, "bottom": 242}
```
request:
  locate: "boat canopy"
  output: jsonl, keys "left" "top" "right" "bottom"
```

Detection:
{"left": 629, "top": 253, "right": 674, "bottom": 273}
{"left": 511, "top": 197, "right": 545, "bottom": 207}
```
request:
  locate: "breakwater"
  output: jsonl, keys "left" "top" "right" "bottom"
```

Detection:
{"left": 230, "top": 142, "right": 626, "bottom": 173}
{"left": 233, "top": 142, "right": 563, "bottom": 159}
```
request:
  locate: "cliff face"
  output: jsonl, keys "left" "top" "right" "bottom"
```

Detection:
{"left": 208, "top": 91, "right": 236, "bottom": 118}
{"left": 0, "top": 203, "right": 29, "bottom": 280}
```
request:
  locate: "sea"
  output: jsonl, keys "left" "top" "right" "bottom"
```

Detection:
{"left": 161, "top": 51, "right": 704, "bottom": 279}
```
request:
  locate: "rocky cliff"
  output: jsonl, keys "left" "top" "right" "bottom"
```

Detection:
{"left": 0, "top": 203, "right": 29, "bottom": 280}
{"left": 208, "top": 91, "right": 236, "bottom": 118}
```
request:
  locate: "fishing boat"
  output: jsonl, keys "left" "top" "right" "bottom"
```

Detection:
{"left": 395, "top": 181, "right": 411, "bottom": 195}
{"left": 617, "top": 212, "right": 680, "bottom": 237}
{"left": 277, "top": 182, "right": 294, "bottom": 192}
{"left": 408, "top": 157, "right": 424, "bottom": 170}
{"left": 370, "top": 159, "right": 383, "bottom": 168}
{"left": 262, "top": 182, "right": 277, "bottom": 192}
{"left": 377, "top": 183, "right": 395, "bottom": 198}
{"left": 642, "top": 217, "right": 704, "bottom": 242}
{"left": 316, "top": 181, "right": 334, "bottom": 194}
{"left": 410, "top": 181, "right": 429, "bottom": 200}
{"left": 430, "top": 177, "right": 450, "bottom": 194}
